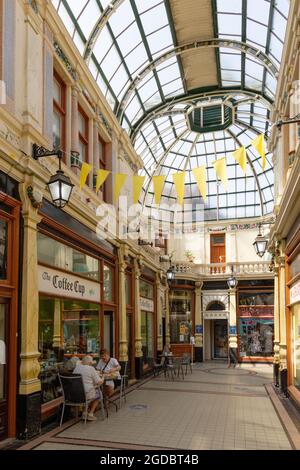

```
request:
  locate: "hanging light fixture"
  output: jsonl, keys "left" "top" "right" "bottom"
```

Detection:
{"left": 166, "top": 263, "right": 175, "bottom": 284}
{"left": 227, "top": 266, "right": 238, "bottom": 289}
{"left": 33, "top": 145, "right": 74, "bottom": 208}
{"left": 253, "top": 223, "right": 268, "bottom": 258}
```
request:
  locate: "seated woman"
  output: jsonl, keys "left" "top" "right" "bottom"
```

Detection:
{"left": 73, "top": 355, "right": 104, "bottom": 421}
{"left": 96, "top": 349, "right": 121, "bottom": 406}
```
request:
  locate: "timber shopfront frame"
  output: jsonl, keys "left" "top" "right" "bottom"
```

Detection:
{"left": 37, "top": 201, "right": 118, "bottom": 420}
{"left": 0, "top": 181, "right": 21, "bottom": 441}
{"left": 140, "top": 267, "right": 157, "bottom": 375}
{"left": 286, "top": 216, "right": 300, "bottom": 407}
{"left": 169, "top": 281, "right": 195, "bottom": 357}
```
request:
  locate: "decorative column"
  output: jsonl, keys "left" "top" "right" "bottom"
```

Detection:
{"left": 134, "top": 257, "right": 143, "bottom": 379}
{"left": 156, "top": 272, "right": 163, "bottom": 353}
{"left": 194, "top": 281, "right": 203, "bottom": 362}
{"left": 17, "top": 182, "right": 42, "bottom": 439}
{"left": 93, "top": 120, "right": 99, "bottom": 193}
{"left": 52, "top": 300, "right": 63, "bottom": 362}
{"left": 273, "top": 264, "right": 280, "bottom": 387}
{"left": 118, "top": 246, "right": 128, "bottom": 368}
{"left": 228, "top": 287, "right": 238, "bottom": 364}
{"left": 278, "top": 251, "right": 288, "bottom": 395}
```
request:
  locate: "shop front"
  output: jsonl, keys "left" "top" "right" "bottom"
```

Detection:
{"left": 237, "top": 288, "right": 274, "bottom": 362}
{"left": 125, "top": 259, "right": 135, "bottom": 379}
{"left": 37, "top": 202, "right": 117, "bottom": 419}
{"left": 0, "top": 173, "right": 20, "bottom": 441}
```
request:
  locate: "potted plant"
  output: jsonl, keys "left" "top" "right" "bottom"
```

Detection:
{"left": 184, "top": 250, "right": 195, "bottom": 263}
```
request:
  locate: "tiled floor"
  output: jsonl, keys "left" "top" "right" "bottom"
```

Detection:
{"left": 21, "top": 362, "right": 297, "bottom": 450}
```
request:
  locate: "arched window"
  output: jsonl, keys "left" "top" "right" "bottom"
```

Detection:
{"left": 207, "top": 301, "right": 225, "bottom": 311}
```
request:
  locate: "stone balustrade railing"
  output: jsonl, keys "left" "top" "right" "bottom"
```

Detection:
{"left": 174, "top": 261, "right": 272, "bottom": 277}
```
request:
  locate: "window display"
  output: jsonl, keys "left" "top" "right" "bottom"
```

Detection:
{"left": 291, "top": 303, "right": 300, "bottom": 388}
{"left": 170, "top": 290, "right": 193, "bottom": 344}
{"left": 103, "top": 264, "right": 114, "bottom": 302}
{"left": 239, "top": 319, "right": 274, "bottom": 357}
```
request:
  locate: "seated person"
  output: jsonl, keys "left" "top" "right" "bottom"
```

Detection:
{"left": 73, "top": 355, "right": 104, "bottom": 421}
{"left": 60, "top": 356, "right": 81, "bottom": 374}
{"left": 96, "top": 349, "right": 121, "bottom": 406}
{"left": 162, "top": 344, "right": 171, "bottom": 356}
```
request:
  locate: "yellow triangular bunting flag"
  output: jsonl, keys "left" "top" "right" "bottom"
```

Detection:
{"left": 232, "top": 146, "right": 247, "bottom": 174}
{"left": 213, "top": 158, "right": 228, "bottom": 190}
{"left": 96, "top": 169, "right": 110, "bottom": 193}
{"left": 114, "top": 173, "right": 127, "bottom": 202}
{"left": 192, "top": 166, "right": 207, "bottom": 202}
{"left": 152, "top": 175, "right": 165, "bottom": 205}
{"left": 251, "top": 134, "right": 266, "bottom": 170}
{"left": 133, "top": 175, "right": 145, "bottom": 204}
{"left": 79, "top": 162, "right": 92, "bottom": 190}
{"left": 172, "top": 172, "right": 185, "bottom": 206}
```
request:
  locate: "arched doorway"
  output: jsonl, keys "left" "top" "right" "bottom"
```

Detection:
{"left": 204, "top": 300, "right": 228, "bottom": 360}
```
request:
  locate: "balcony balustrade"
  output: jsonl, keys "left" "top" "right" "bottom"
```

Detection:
{"left": 173, "top": 261, "right": 272, "bottom": 278}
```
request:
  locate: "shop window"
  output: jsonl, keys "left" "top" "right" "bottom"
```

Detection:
{"left": 77, "top": 106, "right": 89, "bottom": 165}
{"left": 239, "top": 319, "right": 274, "bottom": 357}
{"left": 170, "top": 290, "right": 193, "bottom": 344}
{"left": 292, "top": 303, "right": 300, "bottom": 388}
{"left": 38, "top": 297, "right": 100, "bottom": 403}
{"left": 63, "top": 300, "right": 100, "bottom": 355}
{"left": 140, "top": 279, "right": 154, "bottom": 299}
{"left": 239, "top": 292, "right": 274, "bottom": 306}
{"left": 289, "top": 251, "right": 300, "bottom": 281}
{"left": 53, "top": 71, "right": 66, "bottom": 152}
{"left": 0, "top": 219, "right": 8, "bottom": 280}
{"left": 37, "top": 233, "right": 100, "bottom": 281}
{"left": 103, "top": 264, "right": 114, "bottom": 302}
{"left": 141, "top": 311, "right": 154, "bottom": 369}
{"left": 104, "top": 311, "right": 115, "bottom": 356}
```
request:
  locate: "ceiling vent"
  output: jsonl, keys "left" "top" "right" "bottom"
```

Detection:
{"left": 188, "top": 102, "right": 234, "bottom": 133}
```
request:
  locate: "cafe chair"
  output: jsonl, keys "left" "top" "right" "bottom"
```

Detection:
{"left": 182, "top": 353, "right": 193, "bottom": 375}
{"left": 58, "top": 373, "right": 105, "bottom": 426}
{"left": 152, "top": 356, "right": 166, "bottom": 377}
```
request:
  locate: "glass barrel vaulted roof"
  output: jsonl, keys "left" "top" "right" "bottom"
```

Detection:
{"left": 52, "top": 0, "right": 290, "bottom": 221}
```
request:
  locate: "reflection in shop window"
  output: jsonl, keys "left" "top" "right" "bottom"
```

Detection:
{"left": 170, "top": 290, "right": 193, "bottom": 344}
{"left": 141, "top": 311, "right": 154, "bottom": 369}
{"left": 37, "top": 233, "right": 100, "bottom": 281}
{"left": 38, "top": 297, "right": 100, "bottom": 403}
{"left": 103, "top": 265, "right": 114, "bottom": 302}
{"left": 0, "top": 219, "right": 8, "bottom": 280}
{"left": 239, "top": 319, "right": 274, "bottom": 357}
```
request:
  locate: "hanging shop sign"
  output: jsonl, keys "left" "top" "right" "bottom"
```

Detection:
{"left": 38, "top": 266, "right": 101, "bottom": 303}
{"left": 290, "top": 281, "right": 300, "bottom": 305}
{"left": 140, "top": 297, "right": 154, "bottom": 312}
{"left": 203, "top": 311, "right": 228, "bottom": 320}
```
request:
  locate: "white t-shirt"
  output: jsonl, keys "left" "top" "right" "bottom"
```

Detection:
{"left": 96, "top": 358, "right": 121, "bottom": 387}
{"left": 73, "top": 362, "right": 102, "bottom": 400}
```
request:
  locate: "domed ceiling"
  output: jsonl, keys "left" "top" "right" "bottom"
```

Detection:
{"left": 52, "top": 0, "right": 290, "bottom": 221}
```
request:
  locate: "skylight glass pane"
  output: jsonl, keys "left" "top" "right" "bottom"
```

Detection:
{"left": 93, "top": 26, "right": 113, "bottom": 63}
{"left": 218, "top": 14, "right": 242, "bottom": 37}
{"left": 109, "top": 1, "right": 135, "bottom": 37}
{"left": 217, "top": 0, "right": 242, "bottom": 14}
{"left": 124, "top": 43, "right": 148, "bottom": 75}
{"left": 141, "top": 3, "right": 169, "bottom": 35}
{"left": 247, "top": 0, "right": 270, "bottom": 25}
{"left": 117, "top": 23, "right": 142, "bottom": 57}
{"left": 101, "top": 45, "right": 122, "bottom": 80}
{"left": 77, "top": 0, "right": 100, "bottom": 38}
{"left": 147, "top": 26, "right": 173, "bottom": 56}
{"left": 247, "top": 20, "right": 268, "bottom": 47}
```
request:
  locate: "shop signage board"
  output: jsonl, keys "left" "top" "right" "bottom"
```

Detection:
{"left": 203, "top": 311, "right": 228, "bottom": 320}
{"left": 140, "top": 297, "right": 154, "bottom": 312}
{"left": 195, "top": 325, "right": 203, "bottom": 334}
{"left": 290, "top": 281, "right": 300, "bottom": 305}
{"left": 38, "top": 265, "right": 101, "bottom": 303}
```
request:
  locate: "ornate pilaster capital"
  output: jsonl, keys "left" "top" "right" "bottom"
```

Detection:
{"left": 19, "top": 352, "right": 41, "bottom": 395}
{"left": 195, "top": 281, "right": 203, "bottom": 290}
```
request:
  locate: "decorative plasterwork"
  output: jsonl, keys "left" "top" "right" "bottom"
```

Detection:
{"left": 29, "top": 0, "right": 39, "bottom": 14}
{"left": 202, "top": 292, "right": 229, "bottom": 311}
{"left": 122, "top": 153, "right": 139, "bottom": 174}
{"left": 53, "top": 41, "right": 78, "bottom": 81}
{"left": 98, "top": 112, "right": 113, "bottom": 137}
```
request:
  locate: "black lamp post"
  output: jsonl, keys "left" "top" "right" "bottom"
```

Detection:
{"left": 253, "top": 223, "right": 268, "bottom": 258}
{"left": 33, "top": 145, "right": 74, "bottom": 208}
